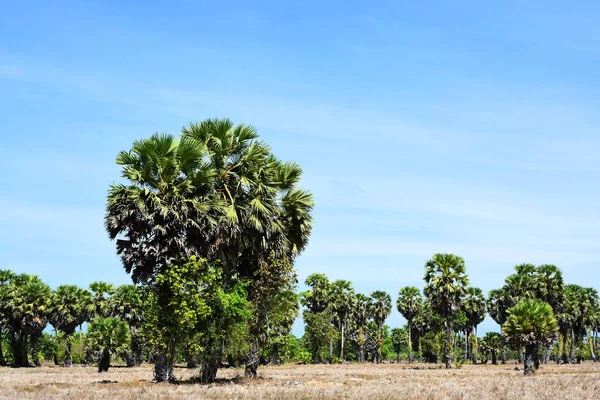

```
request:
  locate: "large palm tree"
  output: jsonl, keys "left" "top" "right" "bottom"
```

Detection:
{"left": 462, "top": 287, "right": 486, "bottom": 364}
{"left": 369, "top": 290, "right": 392, "bottom": 364}
{"left": 86, "top": 317, "right": 131, "bottom": 372}
{"left": 105, "top": 132, "right": 215, "bottom": 285}
{"left": 330, "top": 280, "right": 354, "bottom": 362}
{"left": 396, "top": 286, "right": 423, "bottom": 363}
{"left": 423, "top": 253, "right": 469, "bottom": 369}
{"left": 107, "top": 120, "right": 313, "bottom": 381}
{"left": 503, "top": 299, "right": 558, "bottom": 375}
{"left": 49, "top": 285, "right": 92, "bottom": 367}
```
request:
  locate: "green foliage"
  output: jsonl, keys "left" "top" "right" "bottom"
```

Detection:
{"left": 88, "top": 282, "right": 116, "bottom": 319}
{"left": 146, "top": 256, "right": 251, "bottom": 372}
{"left": 503, "top": 299, "right": 558, "bottom": 348}
{"left": 303, "top": 309, "right": 336, "bottom": 363}
{"left": 424, "top": 254, "right": 469, "bottom": 319}
{"left": 49, "top": 285, "right": 92, "bottom": 336}
{"left": 85, "top": 317, "right": 131, "bottom": 361}
{"left": 396, "top": 287, "right": 423, "bottom": 325}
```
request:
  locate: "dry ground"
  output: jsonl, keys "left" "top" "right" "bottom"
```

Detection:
{"left": 0, "top": 362, "right": 598, "bottom": 400}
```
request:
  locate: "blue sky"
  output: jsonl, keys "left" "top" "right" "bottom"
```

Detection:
{"left": 1, "top": 1, "right": 600, "bottom": 336}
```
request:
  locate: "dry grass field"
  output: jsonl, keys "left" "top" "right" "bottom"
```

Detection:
{"left": 0, "top": 362, "right": 598, "bottom": 400}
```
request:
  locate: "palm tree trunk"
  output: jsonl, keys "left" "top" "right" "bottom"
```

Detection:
{"left": 132, "top": 338, "right": 143, "bottom": 366}
{"left": 491, "top": 350, "right": 497, "bottom": 365}
{"left": 590, "top": 330, "right": 596, "bottom": 362}
{"left": 30, "top": 333, "right": 41, "bottom": 367}
{"left": 444, "top": 321, "right": 452, "bottom": 369}
{"left": 518, "top": 348, "right": 523, "bottom": 364}
{"left": 328, "top": 338, "right": 333, "bottom": 364}
{"left": 464, "top": 330, "right": 468, "bottom": 362}
{"left": 245, "top": 340, "right": 260, "bottom": 378}
{"left": 471, "top": 327, "right": 478, "bottom": 364}
{"left": 524, "top": 344, "right": 536, "bottom": 376}
{"left": 359, "top": 342, "right": 364, "bottom": 363}
{"left": 199, "top": 356, "right": 219, "bottom": 384}
{"left": 15, "top": 332, "right": 29, "bottom": 367}
{"left": 0, "top": 328, "right": 6, "bottom": 366}
{"left": 376, "top": 325, "right": 382, "bottom": 364}
{"left": 64, "top": 334, "right": 73, "bottom": 368}
{"left": 98, "top": 348, "right": 111, "bottom": 372}
{"left": 569, "top": 328, "right": 576, "bottom": 363}
{"left": 153, "top": 337, "right": 175, "bottom": 383}
{"left": 408, "top": 324, "right": 413, "bottom": 363}
{"left": 124, "top": 352, "right": 135, "bottom": 368}
{"left": 340, "top": 324, "right": 345, "bottom": 362}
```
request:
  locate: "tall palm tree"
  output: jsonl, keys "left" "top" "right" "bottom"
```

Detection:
{"left": 1, "top": 274, "right": 52, "bottom": 367}
{"left": 369, "top": 290, "right": 392, "bottom": 364}
{"left": 0, "top": 269, "right": 16, "bottom": 366}
{"left": 462, "top": 287, "right": 486, "bottom": 364}
{"left": 86, "top": 317, "right": 131, "bottom": 372}
{"left": 49, "top": 285, "right": 92, "bottom": 367}
{"left": 396, "top": 286, "right": 423, "bottom": 363}
{"left": 106, "top": 132, "right": 216, "bottom": 381}
{"left": 105, "top": 132, "right": 215, "bottom": 285}
{"left": 423, "top": 253, "right": 469, "bottom": 369}
{"left": 88, "top": 282, "right": 116, "bottom": 319}
{"left": 580, "top": 288, "right": 600, "bottom": 362}
{"left": 302, "top": 273, "right": 333, "bottom": 364}
{"left": 107, "top": 120, "right": 313, "bottom": 381}
{"left": 503, "top": 299, "right": 558, "bottom": 375}
{"left": 351, "top": 293, "right": 371, "bottom": 363}
{"left": 110, "top": 285, "right": 147, "bottom": 366}
{"left": 330, "top": 280, "right": 354, "bottom": 362}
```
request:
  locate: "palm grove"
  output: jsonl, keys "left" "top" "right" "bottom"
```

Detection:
{"left": 1, "top": 119, "right": 599, "bottom": 379}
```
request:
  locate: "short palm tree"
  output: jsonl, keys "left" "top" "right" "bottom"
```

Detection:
{"left": 480, "top": 332, "right": 502, "bottom": 365}
{"left": 396, "top": 286, "right": 423, "bottom": 363}
{"left": 502, "top": 299, "right": 558, "bottom": 375}
{"left": 86, "top": 317, "right": 131, "bottom": 372}
{"left": 390, "top": 327, "right": 408, "bottom": 362}
{"left": 369, "top": 290, "right": 392, "bottom": 364}
{"left": 49, "top": 285, "right": 93, "bottom": 367}
{"left": 424, "top": 253, "right": 469, "bottom": 368}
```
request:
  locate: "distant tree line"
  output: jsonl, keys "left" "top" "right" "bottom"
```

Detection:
{"left": 301, "top": 258, "right": 599, "bottom": 375}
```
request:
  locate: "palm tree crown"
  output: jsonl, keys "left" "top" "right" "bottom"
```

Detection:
{"left": 423, "top": 253, "right": 469, "bottom": 318}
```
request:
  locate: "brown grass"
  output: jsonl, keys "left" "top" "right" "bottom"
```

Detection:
{"left": 0, "top": 362, "right": 598, "bottom": 399}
